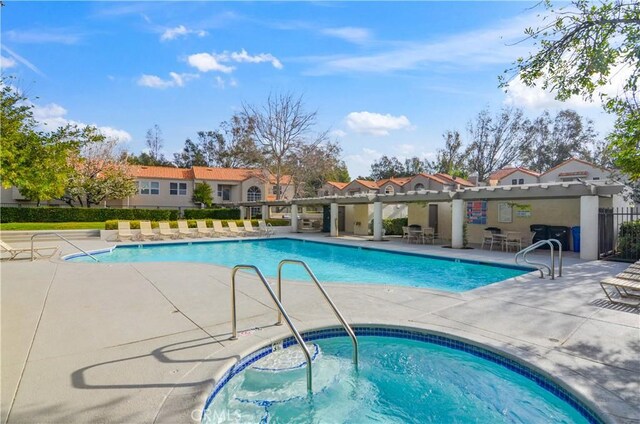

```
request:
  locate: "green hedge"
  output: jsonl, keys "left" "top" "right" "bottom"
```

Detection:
{"left": 0, "top": 207, "right": 179, "bottom": 223}
{"left": 183, "top": 208, "right": 241, "bottom": 220}
{"left": 367, "top": 218, "right": 408, "bottom": 235}
{"left": 618, "top": 220, "right": 640, "bottom": 260}
{"left": 105, "top": 218, "right": 289, "bottom": 230}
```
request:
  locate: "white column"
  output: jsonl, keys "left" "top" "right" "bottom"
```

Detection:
{"left": 451, "top": 199, "right": 464, "bottom": 248}
{"left": 373, "top": 201, "right": 383, "bottom": 241}
{"left": 580, "top": 195, "right": 599, "bottom": 260}
{"left": 330, "top": 202, "right": 338, "bottom": 237}
{"left": 243, "top": 206, "right": 249, "bottom": 219}
{"left": 261, "top": 205, "right": 269, "bottom": 220}
{"left": 291, "top": 204, "right": 298, "bottom": 233}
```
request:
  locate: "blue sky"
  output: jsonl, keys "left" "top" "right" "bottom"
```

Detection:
{"left": 1, "top": 1, "right": 616, "bottom": 178}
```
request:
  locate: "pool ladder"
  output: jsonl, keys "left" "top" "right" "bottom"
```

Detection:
{"left": 230, "top": 259, "right": 359, "bottom": 393}
{"left": 515, "top": 239, "right": 563, "bottom": 279}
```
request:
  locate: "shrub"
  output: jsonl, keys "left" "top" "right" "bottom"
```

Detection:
{"left": 183, "top": 208, "right": 241, "bottom": 220}
{"left": 104, "top": 218, "right": 290, "bottom": 230}
{"left": 0, "top": 207, "right": 179, "bottom": 223}
{"left": 618, "top": 220, "right": 640, "bottom": 260}
{"left": 369, "top": 217, "right": 408, "bottom": 235}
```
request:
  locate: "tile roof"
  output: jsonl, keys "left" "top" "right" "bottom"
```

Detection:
{"left": 411, "top": 173, "right": 450, "bottom": 185}
{"left": 488, "top": 167, "right": 540, "bottom": 181}
{"left": 541, "top": 158, "right": 609, "bottom": 176}
{"left": 326, "top": 181, "right": 349, "bottom": 190}
{"left": 131, "top": 166, "right": 193, "bottom": 180}
{"left": 434, "top": 173, "right": 475, "bottom": 187}
{"left": 376, "top": 177, "right": 412, "bottom": 187}
{"left": 354, "top": 179, "right": 380, "bottom": 190}
{"left": 192, "top": 167, "right": 264, "bottom": 181}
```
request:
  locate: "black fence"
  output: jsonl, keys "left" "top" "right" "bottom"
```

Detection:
{"left": 598, "top": 207, "right": 640, "bottom": 262}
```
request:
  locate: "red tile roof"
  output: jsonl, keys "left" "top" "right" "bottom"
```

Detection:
{"left": 354, "top": 179, "right": 379, "bottom": 190}
{"left": 434, "top": 173, "right": 475, "bottom": 187}
{"left": 541, "top": 158, "right": 609, "bottom": 176}
{"left": 411, "top": 173, "right": 450, "bottom": 185}
{"left": 488, "top": 167, "right": 540, "bottom": 181}
{"left": 131, "top": 166, "right": 193, "bottom": 180}
{"left": 326, "top": 181, "right": 349, "bottom": 190}
{"left": 192, "top": 167, "right": 263, "bottom": 181}
{"left": 376, "top": 177, "right": 412, "bottom": 187}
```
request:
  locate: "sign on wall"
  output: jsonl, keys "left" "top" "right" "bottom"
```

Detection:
{"left": 466, "top": 201, "right": 487, "bottom": 225}
{"left": 498, "top": 202, "right": 513, "bottom": 223}
{"left": 515, "top": 204, "right": 532, "bottom": 218}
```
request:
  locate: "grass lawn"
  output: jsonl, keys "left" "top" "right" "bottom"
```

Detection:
{"left": 0, "top": 222, "right": 105, "bottom": 231}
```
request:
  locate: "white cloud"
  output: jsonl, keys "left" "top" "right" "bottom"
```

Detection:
{"left": 344, "top": 147, "right": 382, "bottom": 178}
{"left": 1, "top": 55, "right": 17, "bottom": 69}
{"left": 160, "top": 25, "right": 208, "bottom": 41}
{"left": 213, "top": 76, "right": 239, "bottom": 89}
{"left": 186, "top": 49, "right": 283, "bottom": 73}
{"left": 137, "top": 72, "right": 199, "bottom": 89}
{"left": 330, "top": 129, "right": 347, "bottom": 138}
{"left": 1, "top": 45, "right": 44, "bottom": 76}
{"left": 321, "top": 27, "right": 371, "bottom": 44}
{"left": 345, "top": 111, "right": 412, "bottom": 136}
{"left": 32, "top": 102, "right": 132, "bottom": 142}
{"left": 187, "top": 53, "right": 235, "bottom": 73}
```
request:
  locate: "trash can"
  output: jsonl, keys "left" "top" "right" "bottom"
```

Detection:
{"left": 571, "top": 226, "right": 581, "bottom": 252}
{"left": 530, "top": 224, "right": 549, "bottom": 248}
{"left": 485, "top": 227, "right": 501, "bottom": 234}
{"left": 548, "top": 226, "right": 570, "bottom": 251}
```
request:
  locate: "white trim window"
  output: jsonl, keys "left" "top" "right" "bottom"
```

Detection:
{"left": 247, "top": 186, "right": 262, "bottom": 202}
{"left": 414, "top": 183, "right": 425, "bottom": 191}
{"left": 170, "top": 182, "right": 187, "bottom": 196}
{"left": 139, "top": 181, "right": 160, "bottom": 195}
{"left": 385, "top": 185, "right": 395, "bottom": 195}
{"left": 218, "top": 184, "right": 232, "bottom": 201}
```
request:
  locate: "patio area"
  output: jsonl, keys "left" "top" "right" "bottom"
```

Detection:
{"left": 1, "top": 234, "right": 638, "bottom": 423}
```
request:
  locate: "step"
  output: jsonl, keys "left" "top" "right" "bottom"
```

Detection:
{"left": 0, "top": 229, "right": 101, "bottom": 243}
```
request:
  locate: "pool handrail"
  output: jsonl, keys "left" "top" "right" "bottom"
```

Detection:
{"left": 515, "top": 239, "right": 562, "bottom": 279}
{"left": 277, "top": 259, "right": 359, "bottom": 368}
{"left": 230, "top": 264, "right": 313, "bottom": 393}
{"left": 31, "top": 232, "right": 99, "bottom": 262}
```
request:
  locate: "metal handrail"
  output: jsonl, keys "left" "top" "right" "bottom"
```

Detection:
{"left": 31, "top": 232, "right": 99, "bottom": 262}
{"left": 515, "top": 238, "right": 563, "bottom": 279}
{"left": 230, "top": 265, "right": 313, "bottom": 393}
{"left": 277, "top": 259, "right": 359, "bottom": 368}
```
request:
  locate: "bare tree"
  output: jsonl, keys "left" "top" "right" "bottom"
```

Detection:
{"left": 464, "top": 107, "right": 530, "bottom": 181}
{"left": 145, "top": 124, "right": 164, "bottom": 164}
{"left": 242, "top": 93, "right": 326, "bottom": 199}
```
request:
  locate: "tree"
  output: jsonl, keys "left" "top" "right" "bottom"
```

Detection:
{"left": 192, "top": 182, "right": 213, "bottom": 207}
{"left": 464, "top": 107, "right": 530, "bottom": 181}
{"left": 288, "top": 141, "right": 344, "bottom": 197}
{"left": 369, "top": 156, "right": 407, "bottom": 180}
{"left": 242, "top": 93, "right": 328, "bottom": 199}
{"left": 522, "top": 109, "right": 597, "bottom": 172}
{"left": 325, "top": 161, "right": 351, "bottom": 183}
{"left": 502, "top": 0, "right": 640, "bottom": 179}
{"left": 173, "top": 138, "right": 207, "bottom": 168}
{"left": 62, "top": 127, "right": 137, "bottom": 207}
{"left": 0, "top": 81, "right": 80, "bottom": 204}
{"left": 431, "top": 130, "right": 467, "bottom": 176}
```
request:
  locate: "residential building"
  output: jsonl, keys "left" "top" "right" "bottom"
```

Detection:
{"left": 487, "top": 167, "right": 541, "bottom": 186}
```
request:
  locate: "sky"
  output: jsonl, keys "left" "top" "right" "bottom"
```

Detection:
{"left": 1, "top": 1, "right": 619, "bottom": 178}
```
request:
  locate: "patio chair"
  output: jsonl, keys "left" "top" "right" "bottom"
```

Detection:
{"left": 117, "top": 221, "right": 135, "bottom": 242}
{"left": 480, "top": 231, "right": 494, "bottom": 250}
{"left": 227, "top": 221, "right": 247, "bottom": 237}
{"left": 177, "top": 220, "right": 197, "bottom": 238}
{"left": 158, "top": 222, "right": 178, "bottom": 240}
{"left": 243, "top": 220, "right": 261, "bottom": 236}
{"left": 258, "top": 220, "right": 275, "bottom": 237}
{"left": 504, "top": 231, "right": 523, "bottom": 252}
{"left": 139, "top": 221, "right": 160, "bottom": 241}
{"left": 600, "top": 276, "right": 640, "bottom": 308}
{"left": 212, "top": 220, "right": 235, "bottom": 237}
{"left": 421, "top": 227, "right": 435, "bottom": 245}
{"left": 196, "top": 220, "right": 214, "bottom": 237}
{"left": 402, "top": 226, "right": 411, "bottom": 242}
{"left": 0, "top": 240, "right": 58, "bottom": 260}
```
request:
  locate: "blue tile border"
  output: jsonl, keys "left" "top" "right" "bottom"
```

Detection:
{"left": 201, "top": 326, "right": 603, "bottom": 424}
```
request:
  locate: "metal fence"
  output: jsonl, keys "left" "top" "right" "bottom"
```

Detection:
{"left": 598, "top": 207, "right": 640, "bottom": 262}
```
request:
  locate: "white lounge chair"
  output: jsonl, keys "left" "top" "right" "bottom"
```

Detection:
{"left": 139, "top": 221, "right": 160, "bottom": 241}
{"left": 158, "top": 222, "right": 178, "bottom": 240}
{"left": 117, "top": 221, "right": 135, "bottom": 242}
{"left": 0, "top": 240, "right": 58, "bottom": 260}
{"left": 258, "top": 220, "right": 275, "bottom": 237}
{"left": 177, "top": 220, "right": 196, "bottom": 238}
{"left": 227, "top": 221, "right": 247, "bottom": 237}
{"left": 196, "top": 220, "right": 214, "bottom": 237}
{"left": 242, "top": 220, "right": 260, "bottom": 236}
{"left": 212, "top": 220, "right": 235, "bottom": 237}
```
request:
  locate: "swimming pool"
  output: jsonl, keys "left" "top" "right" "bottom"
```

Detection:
{"left": 202, "top": 327, "right": 600, "bottom": 423}
{"left": 68, "top": 238, "right": 531, "bottom": 292}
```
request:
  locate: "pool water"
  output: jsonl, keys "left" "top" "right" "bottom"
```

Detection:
{"left": 69, "top": 238, "right": 530, "bottom": 292}
{"left": 203, "top": 335, "right": 592, "bottom": 423}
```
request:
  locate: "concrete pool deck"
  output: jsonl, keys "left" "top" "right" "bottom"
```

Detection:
{"left": 1, "top": 234, "right": 638, "bottom": 423}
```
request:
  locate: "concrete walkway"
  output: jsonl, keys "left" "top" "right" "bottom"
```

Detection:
{"left": 1, "top": 235, "right": 638, "bottom": 423}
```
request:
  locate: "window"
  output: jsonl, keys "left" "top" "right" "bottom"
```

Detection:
{"left": 384, "top": 185, "right": 395, "bottom": 195}
{"left": 593, "top": 177, "right": 600, "bottom": 180}
{"left": 324, "top": 190, "right": 329, "bottom": 196}
{"left": 169, "top": 182, "right": 187, "bottom": 196}
{"left": 218, "top": 184, "right": 232, "bottom": 201}
{"left": 247, "top": 186, "right": 262, "bottom": 201}
{"left": 518, "top": 178, "right": 524, "bottom": 184}
{"left": 250, "top": 206, "right": 262, "bottom": 218}
{"left": 272, "top": 185, "right": 285, "bottom": 196}
{"left": 348, "top": 189, "right": 361, "bottom": 196}
{"left": 511, "top": 179, "right": 518, "bottom": 185}
{"left": 139, "top": 181, "right": 159, "bottom": 195}
{"left": 414, "top": 183, "right": 425, "bottom": 191}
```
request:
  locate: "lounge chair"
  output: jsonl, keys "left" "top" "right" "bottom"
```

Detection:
{"left": 177, "top": 220, "right": 197, "bottom": 238}
{"left": 117, "top": 221, "right": 135, "bottom": 242}
{"left": 0, "top": 240, "right": 58, "bottom": 260}
{"left": 158, "top": 222, "right": 178, "bottom": 240}
{"left": 212, "top": 220, "right": 235, "bottom": 237}
{"left": 258, "top": 220, "right": 275, "bottom": 237}
{"left": 196, "top": 220, "right": 214, "bottom": 237}
{"left": 139, "top": 221, "right": 160, "bottom": 241}
{"left": 242, "top": 220, "right": 261, "bottom": 236}
{"left": 600, "top": 277, "right": 640, "bottom": 307}
{"left": 227, "top": 221, "right": 247, "bottom": 237}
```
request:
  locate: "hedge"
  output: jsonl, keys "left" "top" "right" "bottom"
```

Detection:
{"left": 367, "top": 217, "right": 408, "bottom": 235}
{"left": 0, "top": 207, "right": 179, "bottom": 223}
{"left": 183, "top": 208, "right": 241, "bottom": 220}
{"left": 618, "top": 220, "right": 640, "bottom": 260}
{"left": 104, "top": 218, "right": 290, "bottom": 230}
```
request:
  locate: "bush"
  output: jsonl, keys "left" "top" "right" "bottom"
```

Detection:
{"left": 183, "top": 208, "right": 241, "bottom": 220}
{"left": 104, "top": 218, "right": 290, "bottom": 230}
{"left": 0, "top": 207, "right": 179, "bottom": 223}
{"left": 618, "top": 220, "right": 640, "bottom": 260}
{"left": 368, "top": 217, "right": 408, "bottom": 235}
